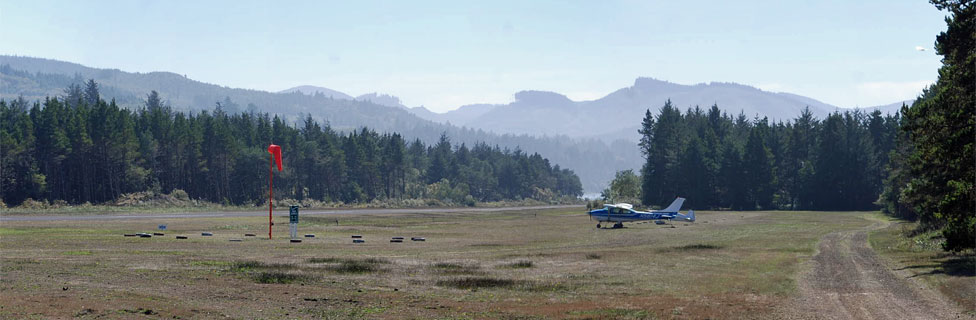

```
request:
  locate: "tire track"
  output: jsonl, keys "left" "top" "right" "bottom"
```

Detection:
{"left": 784, "top": 222, "right": 970, "bottom": 319}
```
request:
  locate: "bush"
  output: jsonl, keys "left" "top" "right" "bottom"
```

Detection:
{"left": 18, "top": 198, "right": 49, "bottom": 209}
{"left": 463, "top": 195, "right": 476, "bottom": 207}
{"left": 169, "top": 189, "right": 190, "bottom": 201}
{"left": 254, "top": 272, "right": 305, "bottom": 284}
{"left": 436, "top": 277, "right": 517, "bottom": 289}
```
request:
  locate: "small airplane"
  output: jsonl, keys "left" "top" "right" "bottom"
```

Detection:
{"left": 588, "top": 197, "right": 695, "bottom": 229}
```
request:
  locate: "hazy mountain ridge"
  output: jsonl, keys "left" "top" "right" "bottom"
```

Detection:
{"left": 278, "top": 85, "right": 353, "bottom": 100}
{"left": 0, "top": 55, "right": 637, "bottom": 193}
{"left": 0, "top": 55, "right": 911, "bottom": 192}
{"left": 410, "top": 77, "right": 910, "bottom": 142}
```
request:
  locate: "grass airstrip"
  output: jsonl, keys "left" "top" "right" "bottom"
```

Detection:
{"left": 0, "top": 207, "right": 964, "bottom": 319}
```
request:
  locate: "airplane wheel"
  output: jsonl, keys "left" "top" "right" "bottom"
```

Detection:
{"left": 596, "top": 224, "right": 601, "bottom": 229}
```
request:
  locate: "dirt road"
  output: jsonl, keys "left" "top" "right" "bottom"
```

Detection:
{"left": 0, "top": 204, "right": 580, "bottom": 222}
{"left": 785, "top": 222, "right": 972, "bottom": 319}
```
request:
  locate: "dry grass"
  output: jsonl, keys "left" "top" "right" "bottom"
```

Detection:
{"left": 870, "top": 218, "right": 976, "bottom": 315}
{"left": 501, "top": 260, "right": 535, "bottom": 268}
{"left": 0, "top": 208, "right": 884, "bottom": 319}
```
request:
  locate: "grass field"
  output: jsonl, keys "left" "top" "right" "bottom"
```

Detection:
{"left": 0, "top": 208, "right": 893, "bottom": 319}
{"left": 869, "top": 218, "right": 976, "bottom": 315}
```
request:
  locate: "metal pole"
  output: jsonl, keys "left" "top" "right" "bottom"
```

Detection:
{"left": 269, "top": 153, "right": 274, "bottom": 239}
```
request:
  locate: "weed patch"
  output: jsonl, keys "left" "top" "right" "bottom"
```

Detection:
{"left": 430, "top": 262, "right": 481, "bottom": 274}
{"left": 659, "top": 244, "right": 724, "bottom": 253}
{"left": 311, "top": 257, "right": 391, "bottom": 274}
{"left": 308, "top": 257, "right": 390, "bottom": 264}
{"left": 437, "top": 277, "right": 519, "bottom": 289}
{"left": 307, "top": 257, "right": 342, "bottom": 263}
{"left": 567, "top": 308, "right": 651, "bottom": 319}
{"left": 190, "top": 260, "right": 231, "bottom": 267}
{"left": 500, "top": 260, "right": 534, "bottom": 268}
{"left": 254, "top": 271, "right": 307, "bottom": 284}
{"left": 231, "top": 261, "right": 296, "bottom": 272}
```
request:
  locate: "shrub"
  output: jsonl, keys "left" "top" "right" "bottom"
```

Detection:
{"left": 254, "top": 272, "right": 304, "bottom": 284}
{"left": 169, "top": 189, "right": 190, "bottom": 201}
{"left": 436, "top": 277, "right": 517, "bottom": 289}
{"left": 502, "top": 260, "right": 534, "bottom": 268}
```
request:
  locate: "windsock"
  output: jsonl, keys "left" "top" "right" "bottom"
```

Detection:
{"left": 268, "top": 144, "right": 283, "bottom": 171}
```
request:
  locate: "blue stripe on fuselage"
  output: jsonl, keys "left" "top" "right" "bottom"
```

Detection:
{"left": 587, "top": 208, "right": 676, "bottom": 222}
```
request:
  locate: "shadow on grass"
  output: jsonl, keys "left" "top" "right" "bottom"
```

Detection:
{"left": 909, "top": 254, "right": 976, "bottom": 277}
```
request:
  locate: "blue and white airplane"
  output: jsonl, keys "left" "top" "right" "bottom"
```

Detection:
{"left": 588, "top": 197, "right": 695, "bottom": 229}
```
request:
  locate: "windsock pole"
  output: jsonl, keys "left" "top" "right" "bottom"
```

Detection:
{"left": 267, "top": 144, "right": 283, "bottom": 240}
{"left": 269, "top": 152, "right": 274, "bottom": 239}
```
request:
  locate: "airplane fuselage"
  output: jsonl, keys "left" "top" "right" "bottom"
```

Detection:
{"left": 587, "top": 208, "right": 683, "bottom": 222}
{"left": 586, "top": 199, "right": 694, "bottom": 227}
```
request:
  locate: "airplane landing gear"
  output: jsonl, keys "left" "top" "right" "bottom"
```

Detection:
{"left": 612, "top": 222, "right": 624, "bottom": 229}
{"left": 596, "top": 223, "right": 602, "bottom": 229}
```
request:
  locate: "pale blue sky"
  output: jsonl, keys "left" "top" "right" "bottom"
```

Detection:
{"left": 1, "top": 0, "right": 947, "bottom": 112}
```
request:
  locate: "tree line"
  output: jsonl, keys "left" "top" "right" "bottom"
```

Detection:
{"left": 1, "top": 57, "right": 641, "bottom": 193}
{"left": 879, "top": 0, "right": 973, "bottom": 251}
{"left": 0, "top": 83, "right": 583, "bottom": 207}
{"left": 631, "top": 102, "right": 898, "bottom": 212}
{"left": 622, "top": 0, "right": 973, "bottom": 251}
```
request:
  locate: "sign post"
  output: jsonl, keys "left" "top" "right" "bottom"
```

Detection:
{"left": 289, "top": 206, "right": 299, "bottom": 240}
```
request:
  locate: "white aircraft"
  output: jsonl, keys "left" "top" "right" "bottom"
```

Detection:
{"left": 587, "top": 197, "right": 695, "bottom": 229}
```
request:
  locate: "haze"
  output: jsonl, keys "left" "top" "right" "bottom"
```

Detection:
{"left": 0, "top": 0, "right": 945, "bottom": 112}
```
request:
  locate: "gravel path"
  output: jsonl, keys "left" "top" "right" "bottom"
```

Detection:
{"left": 784, "top": 221, "right": 972, "bottom": 319}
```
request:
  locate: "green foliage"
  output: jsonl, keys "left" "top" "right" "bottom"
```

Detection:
{"left": 254, "top": 272, "right": 305, "bottom": 284}
{"left": 603, "top": 169, "right": 641, "bottom": 204}
{"left": 436, "top": 277, "right": 519, "bottom": 289}
{"left": 637, "top": 102, "right": 897, "bottom": 210}
{"left": 0, "top": 58, "right": 631, "bottom": 193}
{"left": 882, "top": 1, "right": 974, "bottom": 251}
{"left": 0, "top": 88, "right": 582, "bottom": 206}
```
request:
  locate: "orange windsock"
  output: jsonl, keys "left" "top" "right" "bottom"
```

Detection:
{"left": 268, "top": 144, "right": 282, "bottom": 171}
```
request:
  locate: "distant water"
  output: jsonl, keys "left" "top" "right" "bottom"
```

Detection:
{"left": 581, "top": 193, "right": 602, "bottom": 200}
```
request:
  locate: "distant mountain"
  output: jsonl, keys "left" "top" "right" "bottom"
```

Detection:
{"left": 278, "top": 85, "right": 353, "bottom": 100}
{"left": 354, "top": 92, "right": 407, "bottom": 109}
{"left": 0, "top": 55, "right": 637, "bottom": 193}
{"left": 408, "top": 78, "right": 850, "bottom": 142}
{"left": 279, "top": 87, "right": 409, "bottom": 109}
{"left": 0, "top": 55, "right": 914, "bottom": 193}
{"left": 863, "top": 100, "right": 913, "bottom": 115}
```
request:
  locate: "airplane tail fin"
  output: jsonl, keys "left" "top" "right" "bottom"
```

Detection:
{"left": 656, "top": 197, "right": 685, "bottom": 213}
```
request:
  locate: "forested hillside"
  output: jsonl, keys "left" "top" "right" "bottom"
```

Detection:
{"left": 633, "top": 101, "right": 898, "bottom": 211}
{"left": 0, "top": 85, "right": 582, "bottom": 207}
{"left": 0, "top": 57, "right": 635, "bottom": 193}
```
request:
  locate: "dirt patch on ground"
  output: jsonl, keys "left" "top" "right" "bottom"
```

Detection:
{"left": 782, "top": 222, "right": 974, "bottom": 319}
